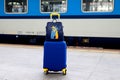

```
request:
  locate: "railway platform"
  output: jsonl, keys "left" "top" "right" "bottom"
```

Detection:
{"left": 0, "top": 44, "right": 120, "bottom": 80}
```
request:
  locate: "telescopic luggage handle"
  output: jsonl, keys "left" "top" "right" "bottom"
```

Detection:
{"left": 50, "top": 12, "right": 60, "bottom": 20}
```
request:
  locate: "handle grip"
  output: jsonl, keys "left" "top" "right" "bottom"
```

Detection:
{"left": 50, "top": 12, "right": 60, "bottom": 19}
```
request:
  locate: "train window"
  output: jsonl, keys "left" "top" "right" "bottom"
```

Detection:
{"left": 41, "top": 0, "right": 67, "bottom": 13}
{"left": 5, "top": 0, "right": 27, "bottom": 13}
{"left": 82, "top": 0, "right": 114, "bottom": 12}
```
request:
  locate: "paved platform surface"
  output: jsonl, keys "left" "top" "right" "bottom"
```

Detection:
{"left": 0, "top": 44, "right": 120, "bottom": 80}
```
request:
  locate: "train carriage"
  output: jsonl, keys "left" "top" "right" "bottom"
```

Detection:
{"left": 0, "top": 0, "right": 120, "bottom": 49}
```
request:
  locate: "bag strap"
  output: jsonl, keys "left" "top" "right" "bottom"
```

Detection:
{"left": 52, "top": 19, "right": 57, "bottom": 23}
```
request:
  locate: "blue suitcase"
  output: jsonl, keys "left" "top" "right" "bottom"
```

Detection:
{"left": 43, "top": 41, "right": 67, "bottom": 75}
{"left": 43, "top": 13, "right": 67, "bottom": 75}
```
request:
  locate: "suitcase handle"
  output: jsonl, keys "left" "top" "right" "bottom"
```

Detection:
{"left": 50, "top": 12, "right": 60, "bottom": 20}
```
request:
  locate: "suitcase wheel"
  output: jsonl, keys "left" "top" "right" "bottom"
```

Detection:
{"left": 62, "top": 68, "right": 67, "bottom": 75}
{"left": 43, "top": 68, "right": 48, "bottom": 75}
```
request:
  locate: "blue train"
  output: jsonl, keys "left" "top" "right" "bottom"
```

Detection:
{"left": 0, "top": 0, "right": 120, "bottom": 18}
{"left": 0, "top": 0, "right": 120, "bottom": 49}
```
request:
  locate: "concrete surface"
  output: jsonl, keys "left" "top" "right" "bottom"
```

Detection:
{"left": 0, "top": 44, "right": 120, "bottom": 80}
